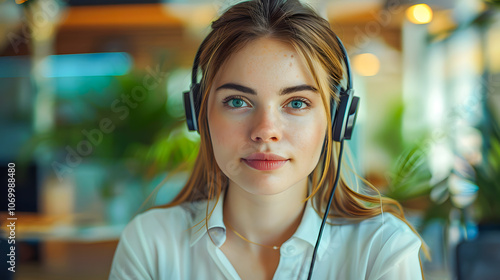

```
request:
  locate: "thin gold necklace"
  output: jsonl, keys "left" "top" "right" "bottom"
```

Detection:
{"left": 225, "top": 221, "right": 281, "bottom": 250}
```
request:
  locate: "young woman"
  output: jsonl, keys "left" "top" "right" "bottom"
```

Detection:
{"left": 109, "top": 0, "right": 427, "bottom": 279}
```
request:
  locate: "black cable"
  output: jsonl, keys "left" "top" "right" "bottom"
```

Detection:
{"left": 307, "top": 140, "right": 344, "bottom": 280}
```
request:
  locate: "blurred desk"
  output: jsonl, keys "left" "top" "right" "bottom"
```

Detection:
{"left": 1, "top": 212, "right": 124, "bottom": 280}
{"left": 0, "top": 212, "right": 126, "bottom": 242}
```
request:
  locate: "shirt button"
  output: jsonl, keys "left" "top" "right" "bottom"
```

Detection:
{"left": 285, "top": 245, "right": 296, "bottom": 255}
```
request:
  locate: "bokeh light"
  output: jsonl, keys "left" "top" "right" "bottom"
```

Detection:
{"left": 352, "top": 53, "right": 380, "bottom": 76}
{"left": 406, "top": 4, "right": 433, "bottom": 24}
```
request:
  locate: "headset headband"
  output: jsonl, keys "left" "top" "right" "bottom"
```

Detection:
{"left": 190, "top": 34, "right": 353, "bottom": 94}
{"left": 184, "top": 32, "right": 359, "bottom": 142}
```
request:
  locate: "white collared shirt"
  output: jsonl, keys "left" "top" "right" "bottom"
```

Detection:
{"left": 109, "top": 194, "right": 423, "bottom": 280}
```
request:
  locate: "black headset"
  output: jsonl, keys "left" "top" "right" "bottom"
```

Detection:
{"left": 183, "top": 36, "right": 359, "bottom": 142}
{"left": 183, "top": 34, "right": 360, "bottom": 279}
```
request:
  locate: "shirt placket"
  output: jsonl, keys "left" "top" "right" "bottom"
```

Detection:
{"left": 273, "top": 239, "right": 307, "bottom": 280}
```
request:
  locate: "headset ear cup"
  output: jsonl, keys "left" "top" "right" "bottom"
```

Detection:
{"left": 192, "top": 83, "right": 202, "bottom": 133}
{"left": 343, "top": 96, "right": 359, "bottom": 140}
{"left": 183, "top": 90, "right": 195, "bottom": 131}
{"left": 330, "top": 95, "right": 337, "bottom": 132}
{"left": 332, "top": 92, "right": 352, "bottom": 142}
{"left": 183, "top": 83, "right": 202, "bottom": 133}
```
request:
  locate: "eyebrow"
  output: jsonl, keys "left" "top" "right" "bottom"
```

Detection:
{"left": 215, "top": 83, "right": 318, "bottom": 96}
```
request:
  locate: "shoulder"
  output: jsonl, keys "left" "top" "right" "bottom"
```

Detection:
{"left": 359, "top": 214, "right": 423, "bottom": 279}
{"left": 360, "top": 213, "right": 418, "bottom": 235}
{"left": 331, "top": 213, "right": 422, "bottom": 277}
{"left": 110, "top": 202, "right": 207, "bottom": 279}
{"left": 355, "top": 213, "right": 422, "bottom": 261}
{"left": 359, "top": 213, "right": 420, "bottom": 246}
{"left": 335, "top": 213, "right": 421, "bottom": 255}
{"left": 130, "top": 204, "right": 193, "bottom": 226}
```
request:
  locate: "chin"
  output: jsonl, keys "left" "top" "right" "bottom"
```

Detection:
{"left": 236, "top": 180, "right": 294, "bottom": 196}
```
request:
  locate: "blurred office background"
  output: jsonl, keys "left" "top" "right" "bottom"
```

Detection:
{"left": 0, "top": 0, "right": 499, "bottom": 279}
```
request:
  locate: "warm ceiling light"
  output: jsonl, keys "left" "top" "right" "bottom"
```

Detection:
{"left": 406, "top": 4, "right": 433, "bottom": 24}
{"left": 352, "top": 53, "right": 380, "bottom": 77}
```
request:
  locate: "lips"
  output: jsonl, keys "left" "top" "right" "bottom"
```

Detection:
{"left": 243, "top": 153, "right": 288, "bottom": 161}
{"left": 242, "top": 153, "right": 289, "bottom": 171}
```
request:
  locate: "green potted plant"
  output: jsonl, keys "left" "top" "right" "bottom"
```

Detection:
{"left": 19, "top": 68, "right": 200, "bottom": 223}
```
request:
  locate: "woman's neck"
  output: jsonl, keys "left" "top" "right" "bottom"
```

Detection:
{"left": 222, "top": 178, "right": 308, "bottom": 248}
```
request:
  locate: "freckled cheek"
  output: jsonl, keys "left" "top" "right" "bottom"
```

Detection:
{"left": 295, "top": 129, "right": 324, "bottom": 155}
{"left": 290, "top": 118, "right": 326, "bottom": 161}
{"left": 209, "top": 111, "right": 245, "bottom": 150}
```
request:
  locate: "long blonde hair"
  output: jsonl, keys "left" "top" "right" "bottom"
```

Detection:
{"left": 152, "top": 0, "right": 429, "bottom": 259}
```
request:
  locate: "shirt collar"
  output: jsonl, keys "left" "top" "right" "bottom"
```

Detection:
{"left": 189, "top": 193, "right": 226, "bottom": 248}
{"left": 189, "top": 192, "right": 331, "bottom": 260}
{"left": 291, "top": 198, "right": 331, "bottom": 261}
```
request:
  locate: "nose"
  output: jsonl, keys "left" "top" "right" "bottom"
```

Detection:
{"left": 250, "top": 106, "right": 282, "bottom": 143}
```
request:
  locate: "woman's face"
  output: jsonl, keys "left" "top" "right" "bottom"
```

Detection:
{"left": 207, "top": 37, "right": 328, "bottom": 196}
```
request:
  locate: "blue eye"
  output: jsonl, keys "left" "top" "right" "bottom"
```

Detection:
{"left": 222, "top": 95, "right": 311, "bottom": 110}
{"left": 222, "top": 96, "right": 249, "bottom": 109}
{"left": 289, "top": 100, "right": 304, "bottom": 109}
{"left": 286, "top": 98, "right": 310, "bottom": 110}
{"left": 229, "top": 98, "right": 245, "bottom": 108}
